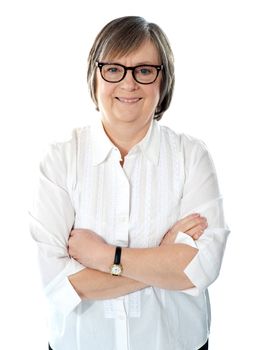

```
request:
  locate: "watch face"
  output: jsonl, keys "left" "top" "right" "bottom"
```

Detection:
{"left": 111, "top": 264, "right": 122, "bottom": 276}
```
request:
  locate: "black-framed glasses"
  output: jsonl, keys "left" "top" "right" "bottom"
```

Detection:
{"left": 96, "top": 62, "right": 163, "bottom": 84}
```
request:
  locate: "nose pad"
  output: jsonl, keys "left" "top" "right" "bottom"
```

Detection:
{"left": 120, "top": 70, "right": 138, "bottom": 90}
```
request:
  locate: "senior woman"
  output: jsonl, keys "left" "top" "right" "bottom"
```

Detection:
{"left": 29, "top": 16, "right": 229, "bottom": 350}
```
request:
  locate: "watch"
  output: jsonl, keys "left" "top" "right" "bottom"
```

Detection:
{"left": 110, "top": 246, "right": 123, "bottom": 276}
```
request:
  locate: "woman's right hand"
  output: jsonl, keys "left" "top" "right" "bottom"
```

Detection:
{"left": 160, "top": 214, "right": 208, "bottom": 245}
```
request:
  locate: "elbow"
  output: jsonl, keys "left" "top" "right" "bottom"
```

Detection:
{"left": 182, "top": 254, "right": 224, "bottom": 295}
{"left": 164, "top": 245, "right": 199, "bottom": 291}
{"left": 165, "top": 272, "right": 195, "bottom": 291}
{"left": 206, "top": 267, "right": 221, "bottom": 287}
{"left": 195, "top": 268, "right": 222, "bottom": 295}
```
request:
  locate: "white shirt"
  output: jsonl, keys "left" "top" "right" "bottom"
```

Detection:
{"left": 29, "top": 117, "right": 230, "bottom": 350}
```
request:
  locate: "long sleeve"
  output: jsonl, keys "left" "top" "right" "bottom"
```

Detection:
{"left": 29, "top": 132, "right": 85, "bottom": 319}
{"left": 27, "top": 122, "right": 225, "bottom": 349}
{"left": 175, "top": 136, "right": 230, "bottom": 296}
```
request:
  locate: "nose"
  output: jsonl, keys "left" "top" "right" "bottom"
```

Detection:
{"left": 120, "top": 70, "right": 138, "bottom": 91}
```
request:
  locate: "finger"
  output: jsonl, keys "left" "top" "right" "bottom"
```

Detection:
{"left": 173, "top": 215, "right": 207, "bottom": 233}
{"left": 185, "top": 225, "right": 206, "bottom": 240}
{"left": 179, "top": 213, "right": 201, "bottom": 224}
{"left": 170, "top": 214, "right": 199, "bottom": 232}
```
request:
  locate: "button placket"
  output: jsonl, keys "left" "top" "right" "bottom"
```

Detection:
{"left": 114, "top": 162, "right": 130, "bottom": 246}
{"left": 115, "top": 298, "right": 128, "bottom": 350}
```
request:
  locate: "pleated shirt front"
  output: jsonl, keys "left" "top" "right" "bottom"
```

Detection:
{"left": 29, "top": 118, "right": 230, "bottom": 350}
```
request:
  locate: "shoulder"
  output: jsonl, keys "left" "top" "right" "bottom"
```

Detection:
{"left": 42, "top": 126, "right": 90, "bottom": 163}
{"left": 159, "top": 124, "right": 208, "bottom": 155}
{"left": 40, "top": 126, "right": 91, "bottom": 188}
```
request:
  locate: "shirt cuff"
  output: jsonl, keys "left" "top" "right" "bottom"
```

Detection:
{"left": 44, "top": 258, "right": 85, "bottom": 317}
{"left": 174, "top": 232, "right": 201, "bottom": 296}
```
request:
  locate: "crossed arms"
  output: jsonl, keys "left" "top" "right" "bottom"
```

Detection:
{"left": 29, "top": 139, "right": 229, "bottom": 307}
{"left": 68, "top": 214, "right": 207, "bottom": 300}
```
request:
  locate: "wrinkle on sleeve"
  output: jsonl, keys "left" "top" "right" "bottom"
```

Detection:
{"left": 29, "top": 133, "right": 86, "bottom": 317}
{"left": 175, "top": 136, "right": 230, "bottom": 296}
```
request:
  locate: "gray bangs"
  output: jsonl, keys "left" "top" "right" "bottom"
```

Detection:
{"left": 97, "top": 23, "right": 151, "bottom": 61}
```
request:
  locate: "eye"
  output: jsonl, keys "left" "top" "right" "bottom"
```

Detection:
{"left": 104, "top": 65, "right": 123, "bottom": 74}
{"left": 135, "top": 66, "right": 156, "bottom": 77}
{"left": 108, "top": 67, "right": 118, "bottom": 73}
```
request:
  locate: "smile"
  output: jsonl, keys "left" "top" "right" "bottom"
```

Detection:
{"left": 116, "top": 97, "right": 142, "bottom": 103}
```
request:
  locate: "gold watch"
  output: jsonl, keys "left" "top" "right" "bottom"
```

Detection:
{"left": 110, "top": 246, "right": 123, "bottom": 276}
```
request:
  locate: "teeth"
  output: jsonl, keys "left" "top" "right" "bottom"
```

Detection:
{"left": 117, "top": 98, "right": 140, "bottom": 103}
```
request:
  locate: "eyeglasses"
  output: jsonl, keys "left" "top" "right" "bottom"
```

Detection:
{"left": 96, "top": 62, "right": 163, "bottom": 84}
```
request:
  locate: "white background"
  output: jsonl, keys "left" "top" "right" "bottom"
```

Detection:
{"left": 0, "top": 0, "right": 263, "bottom": 349}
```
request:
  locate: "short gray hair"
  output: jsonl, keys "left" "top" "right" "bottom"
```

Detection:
{"left": 87, "top": 16, "right": 175, "bottom": 121}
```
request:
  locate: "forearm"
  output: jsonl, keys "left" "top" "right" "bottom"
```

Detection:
{"left": 68, "top": 227, "right": 199, "bottom": 293}
{"left": 123, "top": 244, "right": 198, "bottom": 290}
{"left": 68, "top": 267, "right": 148, "bottom": 300}
{"left": 98, "top": 244, "right": 198, "bottom": 291}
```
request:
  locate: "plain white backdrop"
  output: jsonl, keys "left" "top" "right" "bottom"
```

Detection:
{"left": 0, "top": 0, "right": 263, "bottom": 349}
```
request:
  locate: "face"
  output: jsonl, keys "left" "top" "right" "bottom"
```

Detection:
{"left": 95, "top": 40, "right": 162, "bottom": 130}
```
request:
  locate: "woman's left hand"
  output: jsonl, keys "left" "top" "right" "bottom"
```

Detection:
{"left": 160, "top": 214, "right": 208, "bottom": 245}
{"left": 68, "top": 229, "right": 108, "bottom": 269}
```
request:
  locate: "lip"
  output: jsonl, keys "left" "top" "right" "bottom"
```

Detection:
{"left": 116, "top": 97, "right": 142, "bottom": 103}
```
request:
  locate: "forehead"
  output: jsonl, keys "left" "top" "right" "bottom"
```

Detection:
{"left": 102, "top": 40, "right": 161, "bottom": 64}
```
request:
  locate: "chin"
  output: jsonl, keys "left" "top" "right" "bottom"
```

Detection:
{"left": 117, "top": 112, "right": 151, "bottom": 124}
{"left": 112, "top": 110, "right": 141, "bottom": 122}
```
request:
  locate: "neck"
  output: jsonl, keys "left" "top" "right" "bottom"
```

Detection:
{"left": 101, "top": 118, "right": 152, "bottom": 159}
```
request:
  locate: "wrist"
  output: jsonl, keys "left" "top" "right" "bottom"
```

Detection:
{"left": 110, "top": 246, "right": 123, "bottom": 276}
{"left": 98, "top": 244, "right": 116, "bottom": 273}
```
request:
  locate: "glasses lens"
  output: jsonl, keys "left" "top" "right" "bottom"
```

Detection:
{"left": 134, "top": 66, "right": 158, "bottom": 83}
{"left": 101, "top": 64, "right": 125, "bottom": 82}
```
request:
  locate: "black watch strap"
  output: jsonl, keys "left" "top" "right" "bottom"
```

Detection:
{"left": 114, "top": 246, "right": 122, "bottom": 264}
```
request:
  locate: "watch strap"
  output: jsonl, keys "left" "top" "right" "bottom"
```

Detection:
{"left": 114, "top": 246, "right": 122, "bottom": 265}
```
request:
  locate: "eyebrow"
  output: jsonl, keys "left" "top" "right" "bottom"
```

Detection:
{"left": 103, "top": 61, "right": 161, "bottom": 66}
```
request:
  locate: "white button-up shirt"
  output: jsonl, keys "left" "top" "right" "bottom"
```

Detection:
{"left": 29, "top": 117, "right": 230, "bottom": 350}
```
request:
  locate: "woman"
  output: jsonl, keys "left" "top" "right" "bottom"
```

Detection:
{"left": 29, "top": 16, "right": 229, "bottom": 350}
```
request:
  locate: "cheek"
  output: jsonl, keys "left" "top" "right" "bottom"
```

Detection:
{"left": 147, "top": 84, "right": 161, "bottom": 105}
{"left": 96, "top": 79, "right": 115, "bottom": 105}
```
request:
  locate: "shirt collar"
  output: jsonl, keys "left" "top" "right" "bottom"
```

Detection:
{"left": 90, "top": 117, "right": 161, "bottom": 166}
{"left": 90, "top": 118, "right": 116, "bottom": 166}
{"left": 136, "top": 119, "right": 160, "bottom": 166}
